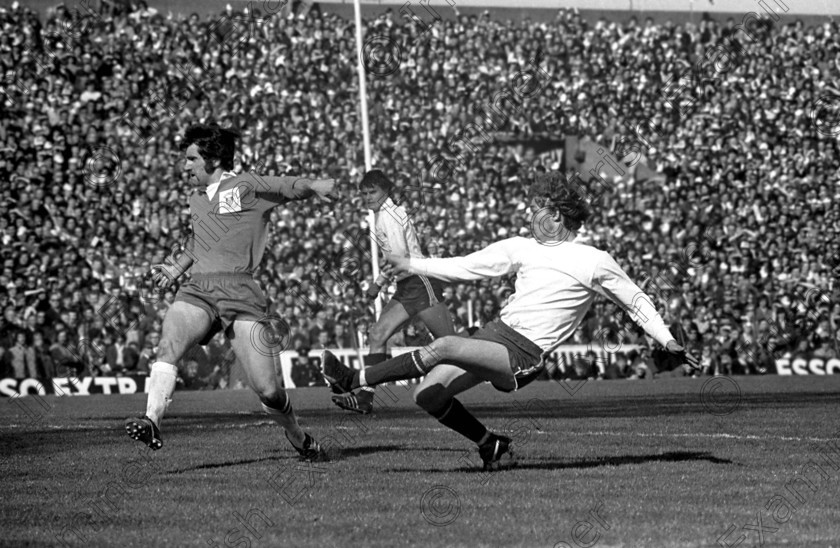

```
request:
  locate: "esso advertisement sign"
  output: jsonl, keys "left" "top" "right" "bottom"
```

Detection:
{"left": 775, "top": 357, "right": 840, "bottom": 375}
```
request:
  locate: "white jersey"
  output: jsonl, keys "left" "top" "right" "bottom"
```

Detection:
{"left": 375, "top": 197, "right": 425, "bottom": 282}
{"left": 408, "top": 236, "right": 674, "bottom": 352}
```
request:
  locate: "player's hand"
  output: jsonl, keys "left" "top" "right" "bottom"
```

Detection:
{"left": 386, "top": 254, "right": 411, "bottom": 276}
{"left": 366, "top": 270, "right": 391, "bottom": 300}
{"left": 309, "top": 178, "right": 336, "bottom": 202}
{"left": 365, "top": 281, "right": 381, "bottom": 300}
{"left": 150, "top": 263, "right": 178, "bottom": 289}
{"left": 379, "top": 262, "right": 395, "bottom": 280}
{"left": 665, "top": 340, "right": 700, "bottom": 370}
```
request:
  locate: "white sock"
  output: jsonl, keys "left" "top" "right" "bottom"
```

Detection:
{"left": 358, "top": 368, "right": 368, "bottom": 388}
{"left": 145, "top": 361, "right": 178, "bottom": 426}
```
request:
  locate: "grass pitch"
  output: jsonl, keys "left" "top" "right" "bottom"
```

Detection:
{"left": 2, "top": 375, "right": 839, "bottom": 548}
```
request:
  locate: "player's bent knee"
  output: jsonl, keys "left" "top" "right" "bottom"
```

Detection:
{"left": 259, "top": 389, "right": 288, "bottom": 410}
{"left": 427, "top": 336, "right": 455, "bottom": 360}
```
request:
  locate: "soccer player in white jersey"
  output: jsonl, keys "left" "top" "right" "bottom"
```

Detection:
{"left": 322, "top": 171, "right": 698, "bottom": 470}
{"left": 331, "top": 170, "right": 455, "bottom": 414}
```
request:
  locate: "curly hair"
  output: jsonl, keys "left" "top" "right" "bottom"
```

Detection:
{"left": 179, "top": 123, "right": 240, "bottom": 172}
{"left": 527, "top": 171, "right": 591, "bottom": 231}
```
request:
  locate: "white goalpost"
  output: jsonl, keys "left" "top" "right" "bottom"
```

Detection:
{"left": 353, "top": 0, "right": 382, "bottom": 348}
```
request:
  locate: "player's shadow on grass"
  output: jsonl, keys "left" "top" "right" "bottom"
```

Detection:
{"left": 166, "top": 456, "right": 292, "bottom": 474}
{"left": 165, "top": 445, "right": 404, "bottom": 474}
{"left": 328, "top": 444, "right": 403, "bottom": 460}
{"left": 502, "top": 450, "right": 734, "bottom": 471}
{"left": 389, "top": 451, "right": 733, "bottom": 474}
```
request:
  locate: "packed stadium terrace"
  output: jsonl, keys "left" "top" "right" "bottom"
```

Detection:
{"left": 0, "top": 1, "right": 837, "bottom": 384}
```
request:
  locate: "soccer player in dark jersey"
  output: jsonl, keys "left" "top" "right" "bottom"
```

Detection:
{"left": 330, "top": 170, "right": 455, "bottom": 415}
{"left": 125, "top": 124, "right": 335, "bottom": 461}
{"left": 322, "top": 171, "right": 698, "bottom": 470}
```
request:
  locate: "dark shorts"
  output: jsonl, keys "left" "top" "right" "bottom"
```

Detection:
{"left": 393, "top": 275, "right": 445, "bottom": 317}
{"left": 470, "top": 320, "right": 545, "bottom": 392}
{"left": 175, "top": 273, "right": 267, "bottom": 345}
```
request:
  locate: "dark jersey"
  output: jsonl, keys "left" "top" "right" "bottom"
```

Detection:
{"left": 185, "top": 172, "right": 306, "bottom": 275}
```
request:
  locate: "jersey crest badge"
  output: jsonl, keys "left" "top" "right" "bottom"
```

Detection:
{"left": 218, "top": 187, "right": 242, "bottom": 214}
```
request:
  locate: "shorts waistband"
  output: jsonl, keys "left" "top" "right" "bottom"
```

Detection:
{"left": 191, "top": 272, "right": 254, "bottom": 281}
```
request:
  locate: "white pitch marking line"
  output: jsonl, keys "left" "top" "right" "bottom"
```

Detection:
{"left": 5, "top": 423, "right": 835, "bottom": 444}
{"left": 332, "top": 426, "right": 835, "bottom": 444}
{"left": 570, "top": 430, "right": 835, "bottom": 443}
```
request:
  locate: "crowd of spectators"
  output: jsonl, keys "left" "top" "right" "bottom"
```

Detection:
{"left": 0, "top": 1, "right": 838, "bottom": 385}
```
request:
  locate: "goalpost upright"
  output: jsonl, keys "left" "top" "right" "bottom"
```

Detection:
{"left": 353, "top": 0, "right": 383, "bottom": 340}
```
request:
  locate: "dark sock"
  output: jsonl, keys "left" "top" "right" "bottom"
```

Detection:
{"left": 353, "top": 350, "right": 427, "bottom": 388}
{"left": 365, "top": 353, "right": 388, "bottom": 366}
{"left": 430, "top": 398, "right": 488, "bottom": 444}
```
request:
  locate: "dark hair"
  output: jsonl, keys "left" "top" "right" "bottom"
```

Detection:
{"left": 359, "top": 169, "right": 394, "bottom": 195}
{"left": 527, "top": 171, "right": 591, "bottom": 231}
{"left": 179, "top": 124, "right": 240, "bottom": 171}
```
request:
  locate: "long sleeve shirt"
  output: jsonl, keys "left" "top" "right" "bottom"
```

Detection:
{"left": 179, "top": 172, "right": 314, "bottom": 276}
{"left": 408, "top": 236, "right": 674, "bottom": 352}
{"left": 374, "top": 197, "right": 425, "bottom": 282}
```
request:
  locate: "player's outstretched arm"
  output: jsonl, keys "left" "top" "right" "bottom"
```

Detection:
{"left": 595, "top": 253, "right": 700, "bottom": 369}
{"left": 248, "top": 173, "right": 336, "bottom": 202}
{"left": 386, "top": 238, "right": 519, "bottom": 282}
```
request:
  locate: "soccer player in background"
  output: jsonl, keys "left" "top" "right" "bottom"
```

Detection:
{"left": 125, "top": 124, "right": 335, "bottom": 461}
{"left": 331, "top": 170, "right": 455, "bottom": 414}
{"left": 322, "top": 171, "right": 698, "bottom": 470}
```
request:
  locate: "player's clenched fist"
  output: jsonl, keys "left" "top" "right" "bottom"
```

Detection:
{"left": 309, "top": 178, "right": 337, "bottom": 201}
{"left": 150, "top": 263, "right": 180, "bottom": 289}
{"left": 665, "top": 340, "right": 700, "bottom": 370}
{"left": 379, "top": 261, "right": 396, "bottom": 279}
